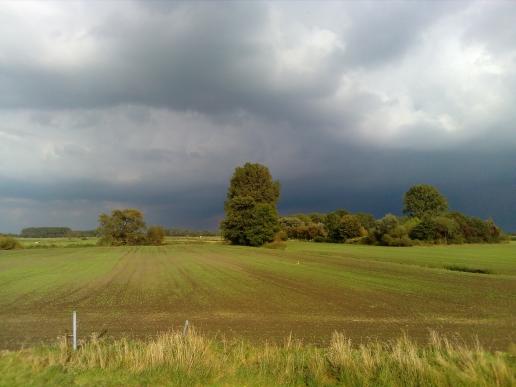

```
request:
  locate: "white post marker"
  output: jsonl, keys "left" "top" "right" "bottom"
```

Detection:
{"left": 183, "top": 319, "right": 189, "bottom": 336}
{"left": 72, "top": 311, "right": 77, "bottom": 351}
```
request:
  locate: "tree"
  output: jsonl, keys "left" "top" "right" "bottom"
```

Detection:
{"left": 221, "top": 163, "right": 280, "bottom": 246}
{"left": 354, "top": 212, "right": 376, "bottom": 232}
{"left": 339, "top": 215, "right": 362, "bottom": 240}
{"left": 324, "top": 212, "right": 361, "bottom": 243}
{"left": 146, "top": 226, "right": 166, "bottom": 245}
{"left": 403, "top": 184, "right": 448, "bottom": 218}
{"left": 21, "top": 227, "right": 72, "bottom": 238}
{"left": 97, "top": 209, "right": 147, "bottom": 246}
{"left": 324, "top": 212, "right": 344, "bottom": 242}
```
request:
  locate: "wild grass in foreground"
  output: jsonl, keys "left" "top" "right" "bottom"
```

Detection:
{"left": 0, "top": 330, "right": 514, "bottom": 386}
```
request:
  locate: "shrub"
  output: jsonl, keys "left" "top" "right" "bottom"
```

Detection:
{"left": 274, "top": 230, "right": 288, "bottom": 241}
{"left": 324, "top": 212, "right": 361, "bottom": 243}
{"left": 0, "top": 236, "right": 23, "bottom": 250}
{"left": 447, "top": 212, "right": 503, "bottom": 243}
{"left": 146, "top": 226, "right": 166, "bottom": 245}
{"left": 369, "top": 215, "right": 413, "bottom": 246}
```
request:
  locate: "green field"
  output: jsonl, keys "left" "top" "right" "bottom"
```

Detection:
{"left": 0, "top": 241, "right": 515, "bottom": 351}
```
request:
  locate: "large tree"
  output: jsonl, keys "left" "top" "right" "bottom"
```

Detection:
{"left": 403, "top": 184, "right": 448, "bottom": 218}
{"left": 97, "top": 209, "right": 147, "bottom": 246}
{"left": 221, "top": 163, "right": 280, "bottom": 246}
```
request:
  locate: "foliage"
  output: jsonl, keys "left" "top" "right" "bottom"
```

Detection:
{"left": 167, "top": 228, "right": 218, "bottom": 237}
{"left": 410, "top": 216, "right": 460, "bottom": 243}
{"left": 369, "top": 214, "right": 413, "bottom": 246}
{"left": 0, "top": 236, "right": 23, "bottom": 250}
{"left": 403, "top": 184, "right": 448, "bottom": 218}
{"left": 274, "top": 230, "right": 288, "bottom": 241}
{"left": 97, "top": 209, "right": 147, "bottom": 246}
{"left": 447, "top": 212, "right": 503, "bottom": 243}
{"left": 222, "top": 163, "right": 280, "bottom": 246}
{"left": 339, "top": 214, "right": 363, "bottom": 240}
{"left": 324, "top": 213, "right": 365, "bottom": 243}
{"left": 280, "top": 216, "right": 327, "bottom": 241}
{"left": 324, "top": 212, "right": 344, "bottom": 242}
{"left": 146, "top": 226, "right": 166, "bottom": 245}
{"left": 221, "top": 196, "right": 279, "bottom": 246}
{"left": 20, "top": 227, "right": 72, "bottom": 238}
{"left": 354, "top": 212, "right": 376, "bottom": 232}
{"left": 68, "top": 229, "right": 97, "bottom": 237}
{"left": 226, "top": 162, "right": 280, "bottom": 205}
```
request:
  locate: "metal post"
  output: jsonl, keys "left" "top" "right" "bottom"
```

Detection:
{"left": 72, "top": 311, "right": 77, "bottom": 351}
{"left": 183, "top": 320, "right": 189, "bottom": 336}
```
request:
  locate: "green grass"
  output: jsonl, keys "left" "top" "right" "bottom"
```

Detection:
{"left": 1, "top": 329, "right": 514, "bottom": 387}
{"left": 0, "top": 241, "right": 515, "bottom": 352}
{"left": 18, "top": 237, "right": 98, "bottom": 248}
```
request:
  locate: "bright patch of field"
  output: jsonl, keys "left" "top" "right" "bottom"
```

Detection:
{"left": 0, "top": 241, "right": 515, "bottom": 350}
{"left": 17, "top": 237, "right": 98, "bottom": 248}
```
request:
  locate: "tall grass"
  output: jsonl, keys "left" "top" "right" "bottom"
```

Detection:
{"left": 1, "top": 329, "right": 514, "bottom": 386}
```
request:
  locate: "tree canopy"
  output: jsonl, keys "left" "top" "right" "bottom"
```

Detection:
{"left": 226, "top": 162, "right": 280, "bottom": 205}
{"left": 97, "top": 209, "right": 147, "bottom": 246}
{"left": 21, "top": 227, "right": 72, "bottom": 238}
{"left": 403, "top": 184, "right": 448, "bottom": 218}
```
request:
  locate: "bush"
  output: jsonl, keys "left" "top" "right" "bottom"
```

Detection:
{"left": 146, "top": 226, "right": 166, "bottom": 245}
{"left": 447, "top": 212, "right": 503, "bottom": 243}
{"left": 324, "top": 212, "right": 362, "bottom": 243}
{"left": 368, "top": 214, "right": 413, "bottom": 246}
{"left": 274, "top": 230, "right": 288, "bottom": 241}
{"left": 0, "top": 236, "right": 23, "bottom": 250}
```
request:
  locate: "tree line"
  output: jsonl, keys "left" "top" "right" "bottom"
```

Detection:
{"left": 221, "top": 163, "right": 506, "bottom": 247}
{"left": 1, "top": 162, "right": 507, "bottom": 249}
{"left": 20, "top": 227, "right": 97, "bottom": 238}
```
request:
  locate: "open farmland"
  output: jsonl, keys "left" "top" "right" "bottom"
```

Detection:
{"left": 0, "top": 241, "right": 515, "bottom": 350}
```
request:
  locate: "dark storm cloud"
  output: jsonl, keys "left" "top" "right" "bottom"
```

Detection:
{"left": 0, "top": 1, "right": 515, "bottom": 232}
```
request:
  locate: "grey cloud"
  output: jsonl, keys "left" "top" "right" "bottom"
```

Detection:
{"left": 0, "top": 1, "right": 515, "bottom": 233}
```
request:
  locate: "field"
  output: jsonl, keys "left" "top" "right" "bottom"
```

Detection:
{"left": 0, "top": 240, "right": 515, "bottom": 352}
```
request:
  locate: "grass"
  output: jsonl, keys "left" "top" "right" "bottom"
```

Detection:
{"left": 0, "top": 241, "right": 515, "bottom": 353}
{"left": 0, "top": 329, "right": 514, "bottom": 386}
{"left": 18, "top": 237, "right": 98, "bottom": 248}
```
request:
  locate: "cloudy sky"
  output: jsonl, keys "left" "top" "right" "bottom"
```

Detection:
{"left": 0, "top": 1, "right": 515, "bottom": 233}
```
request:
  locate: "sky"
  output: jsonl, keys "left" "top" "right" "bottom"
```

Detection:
{"left": 0, "top": 1, "right": 515, "bottom": 233}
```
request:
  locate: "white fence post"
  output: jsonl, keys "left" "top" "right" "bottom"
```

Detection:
{"left": 183, "top": 320, "right": 189, "bottom": 336}
{"left": 72, "top": 311, "right": 77, "bottom": 351}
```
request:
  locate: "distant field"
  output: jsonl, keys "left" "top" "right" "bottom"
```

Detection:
{"left": 16, "top": 236, "right": 221, "bottom": 248}
{"left": 17, "top": 237, "right": 98, "bottom": 248}
{"left": 0, "top": 241, "right": 515, "bottom": 350}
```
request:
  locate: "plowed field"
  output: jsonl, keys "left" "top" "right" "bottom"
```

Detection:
{"left": 1, "top": 242, "right": 515, "bottom": 350}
